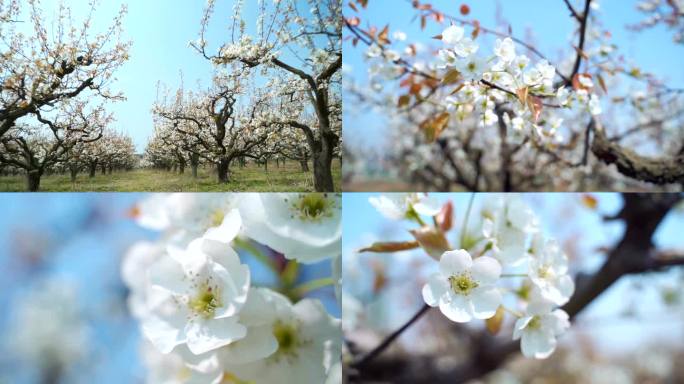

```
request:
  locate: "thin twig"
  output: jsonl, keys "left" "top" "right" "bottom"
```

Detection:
{"left": 562, "top": 0, "right": 582, "bottom": 21}
{"left": 352, "top": 304, "right": 431, "bottom": 369}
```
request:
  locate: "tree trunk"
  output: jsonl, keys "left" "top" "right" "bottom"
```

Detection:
{"left": 300, "top": 160, "right": 310, "bottom": 172}
{"left": 217, "top": 158, "right": 230, "bottom": 183}
{"left": 108, "top": 165, "right": 113, "bottom": 175}
{"left": 26, "top": 170, "right": 42, "bottom": 192}
{"left": 101, "top": 164, "right": 106, "bottom": 175}
{"left": 89, "top": 162, "right": 97, "bottom": 178}
{"left": 70, "top": 166, "right": 78, "bottom": 182}
{"left": 264, "top": 159, "right": 268, "bottom": 172}
{"left": 312, "top": 144, "right": 334, "bottom": 192}
{"left": 178, "top": 159, "right": 186, "bottom": 174}
{"left": 190, "top": 153, "right": 199, "bottom": 178}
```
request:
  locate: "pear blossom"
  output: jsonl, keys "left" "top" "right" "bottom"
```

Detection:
{"left": 513, "top": 298, "right": 570, "bottom": 359}
{"left": 238, "top": 193, "right": 341, "bottom": 264}
{"left": 422, "top": 250, "right": 502, "bottom": 323}
{"left": 456, "top": 55, "right": 487, "bottom": 81}
{"left": 221, "top": 290, "right": 342, "bottom": 384}
{"left": 441, "top": 25, "right": 465, "bottom": 45}
{"left": 369, "top": 193, "right": 441, "bottom": 220}
{"left": 121, "top": 241, "right": 166, "bottom": 319}
{"left": 142, "top": 238, "right": 250, "bottom": 355}
{"left": 589, "top": 94, "right": 602, "bottom": 115}
{"left": 481, "top": 196, "right": 538, "bottom": 266}
{"left": 494, "top": 37, "right": 516, "bottom": 63}
{"left": 528, "top": 235, "right": 575, "bottom": 305}
{"left": 135, "top": 194, "right": 241, "bottom": 246}
{"left": 8, "top": 278, "right": 90, "bottom": 370}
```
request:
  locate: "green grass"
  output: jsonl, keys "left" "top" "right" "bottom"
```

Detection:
{"left": 0, "top": 161, "right": 341, "bottom": 192}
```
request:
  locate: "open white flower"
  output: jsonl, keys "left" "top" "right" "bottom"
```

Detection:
{"left": 528, "top": 235, "right": 575, "bottom": 305}
{"left": 453, "top": 37, "right": 478, "bottom": 58}
{"left": 221, "top": 290, "right": 341, "bottom": 384}
{"left": 441, "top": 25, "right": 465, "bottom": 45}
{"left": 142, "top": 238, "right": 250, "bottom": 355}
{"left": 456, "top": 55, "right": 487, "bottom": 81}
{"left": 481, "top": 196, "right": 538, "bottom": 266}
{"left": 513, "top": 298, "right": 570, "bottom": 359}
{"left": 494, "top": 37, "right": 516, "bottom": 63}
{"left": 369, "top": 193, "right": 441, "bottom": 220}
{"left": 238, "top": 193, "right": 341, "bottom": 264}
{"left": 121, "top": 241, "right": 166, "bottom": 319}
{"left": 422, "top": 250, "right": 502, "bottom": 323}
{"left": 134, "top": 194, "right": 241, "bottom": 246}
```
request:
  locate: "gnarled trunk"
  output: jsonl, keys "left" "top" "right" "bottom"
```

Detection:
{"left": 89, "top": 161, "right": 97, "bottom": 178}
{"left": 300, "top": 159, "right": 310, "bottom": 172}
{"left": 312, "top": 145, "right": 334, "bottom": 192}
{"left": 189, "top": 153, "right": 199, "bottom": 178}
{"left": 69, "top": 166, "right": 78, "bottom": 182}
{"left": 217, "top": 158, "right": 231, "bottom": 183}
{"left": 26, "top": 170, "right": 42, "bottom": 192}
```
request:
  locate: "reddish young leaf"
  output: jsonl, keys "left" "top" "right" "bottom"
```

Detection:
{"left": 436, "top": 201, "right": 454, "bottom": 232}
{"left": 359, "top": 241, "right": 420, "bottom": 253}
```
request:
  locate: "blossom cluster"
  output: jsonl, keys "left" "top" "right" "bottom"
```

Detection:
{"left": 364, "top": 24, "right": 604, "bottom": 146}
{"left": 369, "top": 193, "right": 574, "bottom": 359}
{"left": 123, "top": 193, "right": 342, "bottom": 383}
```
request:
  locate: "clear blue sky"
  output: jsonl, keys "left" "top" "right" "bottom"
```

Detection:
{"left": 343, "top": 0, "right": 684, "bottom": 147}
{"left": 342, "top": 193, "right": 684, "bottom": 356}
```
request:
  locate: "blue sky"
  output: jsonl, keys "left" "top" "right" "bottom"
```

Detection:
{"left": 342, "top": 193, "right": 684, "bottom": 356}
{"left": 343, "top": 0, "right": 684, "bottom": 147}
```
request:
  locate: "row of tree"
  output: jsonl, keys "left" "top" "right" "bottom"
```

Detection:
{"left": 0, "top": 0, "right": 133, "bottom": 190}
{"left": 1, "top": 0, "right": 342, "bottom": 191}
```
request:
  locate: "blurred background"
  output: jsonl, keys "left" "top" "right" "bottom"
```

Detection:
{"left": 0, "top": 193, "right": 338, "bottom": 384}
{"left": 342, "top": 193, "right": 684, "bottom": 383}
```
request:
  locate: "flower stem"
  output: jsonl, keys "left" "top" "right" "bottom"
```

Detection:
{"left": 460, "top": 193, "right": 476, "bottom": 247}
{"left": 233, "top": 237, "right": 278, "bottom": 273}
{"left": 352, "top": 304, "right": 431, "bottom": 369}
{"left": 292, "top": 277, "right": 334, "bottom": 297}
{"left": 502, "top": 306, "right": 523, "bottom": 318}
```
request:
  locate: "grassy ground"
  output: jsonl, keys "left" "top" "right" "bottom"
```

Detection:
{"left": 0, "top": 161, "right": 341, "bottom": 192}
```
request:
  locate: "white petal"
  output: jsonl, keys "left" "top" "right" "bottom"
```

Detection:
{"left": 496, "top": 227, "right": 527, "bottom": 266}
{"left": 470, "top": 287, "right": 501, "bottom": 319}
{"left": 482, "top": 217, "right": 494, "bottom": 238}
{"left": 438, "top": 294, "right": 473, "bottom": 323}
{"left": 513, "top": 316, "right": 533, "bottom": 340}
{"left": 203, "top": 208, "right": 241, "bottom": 243}
{"left": 217, "top": 324, "right": 278, "bottom": 365}
{"left": 185, "top": 317, "right": 247, "bottom": 355}
{"left": 471, "top": 256, "right": 501, "bottom": 284}
{"left": 147, "top": 257, "right": 187, "bottom": 295}
{"left": 549, "top": 309, "right": 570, "bottom": 335}
{"left": 142, "top": 313, "right": 186, "bottom": 354}
{"left": 558, "top": 275, "right": 575, "bottom": 302}
{"left": 237, "top": 288, "right": 275, "bottom": 327}
{"left": 413, "top": 196, "right": 441, "bottom": 216}
{"left": 521, "top": 330, "right": 556, "bottom": 359}
{"left": 422, "top": 273, "right": 448, "bottom": 307}
{"left": 439, "top": 249, "right": 472, "bottom": 276}
{"left": 368, "top": 195, "right": 405, "bottom": 220}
